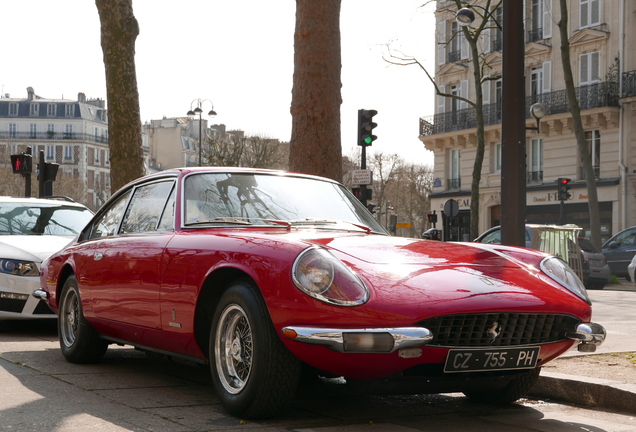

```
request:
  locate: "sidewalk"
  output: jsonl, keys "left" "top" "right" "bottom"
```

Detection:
{"left": 528, "top": 279, "right": 636, "bottom": 414}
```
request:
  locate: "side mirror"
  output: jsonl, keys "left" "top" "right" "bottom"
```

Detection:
{"left": 607, "top": 241, "right": 619, "bottom": 250}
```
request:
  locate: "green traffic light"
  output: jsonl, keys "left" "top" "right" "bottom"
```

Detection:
{"left": 364, "top": 136, "right": 372, "bottom": 144}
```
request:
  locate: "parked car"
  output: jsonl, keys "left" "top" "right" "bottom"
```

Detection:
{"left": 602, "top": 226, "right": 636, "bottom": 278}
{"left": 35, "top": 168, "right": 605, "bottom": 419}
{"left": 627, "top": 254, "right": 636, "bottom": 282}
{"left": 577, "top": 237, "right": 611, "bottom": 289}
{"left": 1, "top": 196, "right": 93, "bottom": 321}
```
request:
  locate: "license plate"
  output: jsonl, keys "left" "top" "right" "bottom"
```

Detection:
{"left": 444, "top": 347, "right": 540, "bottom": 373}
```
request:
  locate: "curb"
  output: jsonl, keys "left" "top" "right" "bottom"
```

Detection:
{"left": 529, "top": 371, "right": 636, "bottom": 415}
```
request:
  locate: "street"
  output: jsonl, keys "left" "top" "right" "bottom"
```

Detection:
{"left": 1, "top": 284, "right": 635, "bottom": 432}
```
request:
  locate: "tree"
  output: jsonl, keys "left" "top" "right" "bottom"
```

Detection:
{"left": 387, "top": 0, "right": 501, "bottom": 240}
{"left": 290, "top": 0, "right": 343, "bottom": 182}
{"left": 205, "top": 133, "right": 289, "bottom": 170}
{"left": 95, "top": 0, "right": 145, "bottom": 192}
{"left": 557, "top": 0, "right": 601, "bottom": 248}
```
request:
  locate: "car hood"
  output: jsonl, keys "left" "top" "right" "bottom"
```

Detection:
{"left": 0, "top": 235, "right": 75, "bottom": 263}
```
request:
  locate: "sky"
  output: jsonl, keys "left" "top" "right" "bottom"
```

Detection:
{"left": 1, "top": 0, "right": 436, "bottom": 166}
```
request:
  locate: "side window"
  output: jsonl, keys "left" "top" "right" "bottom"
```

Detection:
{"left": 157, "top": 185, "right": 176, "bottom": 231}
{"left": 89, "top": 190, "right": 132, "bottom": 239}
{"left": 481, "top": 229, "right": 501, "bottom": 244}
{"left": 120, "top": 181, "right": 175, "bottom": 234}
{"left": 616, "top": 229, "right": 636, "bottom": 246}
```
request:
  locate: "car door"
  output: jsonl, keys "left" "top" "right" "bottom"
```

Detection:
{"left": 79, "top": 180, "right": 176, "bottom": 329}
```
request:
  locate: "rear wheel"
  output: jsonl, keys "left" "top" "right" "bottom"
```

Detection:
{"left": 210, "top": 279, "right": 301, "bottom": 419}
{"left": 463, "top": 367, "right": 541, "bottom": 404}
{"left": 58, "top": 275, "right": 108, "bottom": 363}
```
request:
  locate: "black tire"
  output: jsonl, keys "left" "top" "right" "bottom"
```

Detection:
{"left": 210, "top": 279, "right": 301, "bottom": 419}
{"left": 586, "top": 282, "right": 605, "bottom": 290}
{"left": 463, "top": 367, "right": 541, "bottom": 404}
{"left": 58, "top": 275, "right": 108, "bottom": 363}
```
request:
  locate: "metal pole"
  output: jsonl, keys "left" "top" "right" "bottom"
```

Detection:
{"left": 500, "top": 0, "right": 526, "bottom": 247}
{"left": 198, "top": 110, "right": 203, "bottom": 167}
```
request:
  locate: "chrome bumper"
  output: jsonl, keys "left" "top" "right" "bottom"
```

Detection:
{"left": 32, "top": 289, "right": 49, "bottom": 300}
{"left": 281, "top": 326, "right": 433, "bottom": 354}
{"left": 566, "top": 322, "right": 606, "bottom": 352}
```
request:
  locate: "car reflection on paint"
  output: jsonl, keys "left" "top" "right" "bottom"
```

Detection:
{"left": 35, "top": 167, "right": 605, "bottom": 419}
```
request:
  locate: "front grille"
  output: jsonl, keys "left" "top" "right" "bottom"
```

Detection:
{"left": 418, "top": 313, "right": 579, "bottom": 347}
{"left": 0, "top": 298, "right": 26, "bottom": 313}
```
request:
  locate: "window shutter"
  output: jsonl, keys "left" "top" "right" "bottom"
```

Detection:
{"left": 580, "top": 0, "right": 589, "bottom": 28}
{"left": 591, "top": 51, "right": 600, "bottom": 82}
{"left": 438, "top": 20, "right": 447, "bottom": 65}
{"left": 580, "top": 53, "right": 589, "bottom": 84}
{"left": 542, "top": 61, "right": 552, "bottom": 93}
{"left": 482, "top": 77, "right": 491, "bottom": 105}
{"left": 590, "top": 0, "right": 600, "bottom": 25}
{"left": 543, "top": 0, "right": 552, "bottom": 38}
{"left": 460, "top": 30, "right": 469, "bottom": 60}
{"left": 483, "top": 24, "right": 492, "bottom": 54}
{"left": 437, "top": 84, "right": 446, "bottom": 114}
{"left": 460, "top": 80, "right": 469, "bottom": 109}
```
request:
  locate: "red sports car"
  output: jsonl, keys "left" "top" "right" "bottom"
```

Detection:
{"left": 34, "top": 167, "right": 605, "bottom": 419}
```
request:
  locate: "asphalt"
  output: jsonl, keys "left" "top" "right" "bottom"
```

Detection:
{"left": 528, "top": 279, "right": 636, "bottom": 415}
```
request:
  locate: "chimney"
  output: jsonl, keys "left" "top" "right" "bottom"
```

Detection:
{"left": 78, "top": 92, "right": 86, "bottom": 103}
{"left": 27, "top": 86, "right": 35, "bottom": 101}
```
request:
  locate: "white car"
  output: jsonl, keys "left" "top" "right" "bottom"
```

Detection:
{"left": 1, "top": 196, "right": 93, "bottom": 320}
{"left": 628, "top": 254, "right": 636, "bottom": 283}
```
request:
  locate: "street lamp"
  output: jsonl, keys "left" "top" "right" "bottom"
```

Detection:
{"left": 456, "top": 4, "right": 502, "bottom": 30}
{"left": 527, "top": 102, "right": 546, "bottom": 131}
{"left": 187, "top": 99, "right": 217, "bottom": 167}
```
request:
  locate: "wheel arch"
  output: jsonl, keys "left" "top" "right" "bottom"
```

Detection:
{"left": 194, "top": 267, "right": 258, "bottom": 358}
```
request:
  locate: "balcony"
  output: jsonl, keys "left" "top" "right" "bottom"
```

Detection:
{"left": 448, "top": 49, "right": 461, "bottom": 63}
{"left": 420, "top": 82, "right": 619, "bottom": 137}
{"left": 580, "top": 166, "right": 600, "bottom": 180}
{"left": 0, "top": 131, "right": 109, "bottom": 144}
{"left": 527, "top": 27, "right": 543, "bottom": 43}
{"left": 447, "top": 177, "right": 461, "bottom": 190}
{"left": 527, "top": 171, "right": 543, "bottom": 183}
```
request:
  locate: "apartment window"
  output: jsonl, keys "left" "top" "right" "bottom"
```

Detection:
{"left": 582, "top": 130, "right": 601, "bottom": 178}
{"left": 47, "top": 103, "right": 57, "bottom": 117}
{"left": 529, "top": 138, "right": 544, "bottom": 182}
{"left": 492, "top": 7, "right": 503, "bottom": 51}
{"left": 449, "top": 149, "right": 461, "bottom": 190}
{"left": 30, "top": 124, "right": 37, "bottom": 138}
{"left": 95, "top": 147, "right": 100, "bottom": 164}
{"left": 449, "top": 21, "right": 461, "bottom": 62}
{"left": 9, "top": 103, "right": 18, "bottom": 116}
{"left": 530, "top": 66, "right": 543, "bottom": 101}
{"left": 30, "top": 103, "right": 39, "bottom": 116}
{"left": 580, "top": 0, "right": 601, "bottom": 28}
{"left": 494, "top": 143, "right": 502, "bottom": 173}
{"left": 580, "top": 51, "right": 600, "bottom": 85}
{"left": 529, "top": 0, "right": 543, "bottom": 42}
{"left": 46, "top": 145, "right": 55, "bottom": 161}
{"left": 105, "top": 150, "right": 110, "bottom": 166}
{"left": 65, "top": 104, "right": 75, "bottom": 117}
{"left": 9, "top": 123, "right": 17, "bottom": 138}
{"left": 495, "top": 79, "right": 503, "bottom": 120}
{"left": 65, "top": 124, "right": 74, "bottom": 138}
{"left": 64, "top": 145, "right": 73, "bottom": 161}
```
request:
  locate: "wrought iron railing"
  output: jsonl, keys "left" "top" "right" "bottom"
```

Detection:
{"left": 579, "top": 166, "right": 600, "bottom": 180}
{"left": 527, "top": 171, "right": 543, "bottom": 183}
{"left": 447, "top": 178, "right": 461, "bottom": 190}
{"left": 623, "top": 70, "right": 636, "bottom": 97}
{"left": 492, "top": 38, "right": 502, "bottom": 52}
{"left": 420, "top": 82, "right": 619, "bottom": 136}
{"left": 448, "top": 49, "right": 461, "bottom": 63}
{"left": 527, "top": 28, "right": 543, "bottom": 43}
{"left": 0, "top": 131, "right": 109, "bottom": 144}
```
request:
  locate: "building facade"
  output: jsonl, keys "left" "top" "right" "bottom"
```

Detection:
{"left": 0, "top": 87, "right": 112, "bottom": 208}
{"left": 421, "top": 0, "right": 636, "bottom": 242}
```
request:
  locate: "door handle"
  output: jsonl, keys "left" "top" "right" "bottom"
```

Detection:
{"left": 94, "top": 252, "right": 103, "bottom": 261}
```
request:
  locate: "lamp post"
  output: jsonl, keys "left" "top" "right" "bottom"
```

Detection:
{"left": 187, "top": 99, "right": 217, "bottom": 167}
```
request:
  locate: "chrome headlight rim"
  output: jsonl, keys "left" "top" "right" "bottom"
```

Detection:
{"left": 292, "top": 246, "right": 369, "bottom": 307}
{"left": 540, "top": 256, "right": 590, "bottom": 304}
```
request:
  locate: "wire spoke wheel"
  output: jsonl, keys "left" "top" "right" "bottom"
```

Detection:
{"left": 215, "top": 304, "right": 253, "bottom": 394}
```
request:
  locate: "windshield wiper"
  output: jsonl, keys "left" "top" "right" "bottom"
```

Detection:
{"left": 289, "top": 219, "right": 372, "bottom": 233}
{"left": 184, "top": 217, "right": 253, "bottom": 226}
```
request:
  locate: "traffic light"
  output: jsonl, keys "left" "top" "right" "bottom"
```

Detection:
{"left": 357, "top": 109, "right": 377, "bottom": 147}
{"left": 10, "top": 154, "right": 33, "bottom": 174}
{"left": 427, "top": 213, "right": 438, "bottom": 224}
{"left": 557, "top": 178, "right": 572, "bottom": 201}
{"left": 352, "top": 187, "right": 372, "bottom": 202}
{"left": 366, "top": 203, "right": 377, "bottom": 214}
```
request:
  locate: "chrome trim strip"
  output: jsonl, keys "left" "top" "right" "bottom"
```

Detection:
{"left": 32, "top": 289, "right": 48, "bottom": 300}
{"left": 282, "top": 326, "right": 433, "bottom": 353}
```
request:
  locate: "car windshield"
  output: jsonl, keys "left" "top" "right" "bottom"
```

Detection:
{"left": 578, "top": 238, "right": 600, "bottom": 253}
{"left": 183, "top": 173, "right": 386, "bottom": 233}
{"left": 0, "top": 203, "right": 93, "bottom": 236}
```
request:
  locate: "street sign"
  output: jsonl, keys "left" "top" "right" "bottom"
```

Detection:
{"left": 395, "top": 222, "right": 412, "bottom": 228}
{"left": 444, "top": 199, "right": 459, "bottom": 217}
{"left": 352, "top": 169, "right": 373, "bottom": 185}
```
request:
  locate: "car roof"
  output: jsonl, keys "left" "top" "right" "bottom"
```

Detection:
{"left": 0, "top": 196, "right": 89, "bottom": 209}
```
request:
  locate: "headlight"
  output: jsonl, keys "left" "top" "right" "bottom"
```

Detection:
{"left": 292, "top": 247, "right": 369, "bottom": 306}
{"left": 0, "top": 259, "right": 40, "bottom": 276}
{"left": 540, "top": 256, "right": 590, "bottom": 303}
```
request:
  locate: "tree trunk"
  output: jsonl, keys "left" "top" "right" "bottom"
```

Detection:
{"left": 96, "top": 0, "right": 145, "bottom": 192}
{"left": 290, "top": 0, "right": 342, "bottom": 182}
{"left": 558, "top": 0, "right": 602, "bottom": 248}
